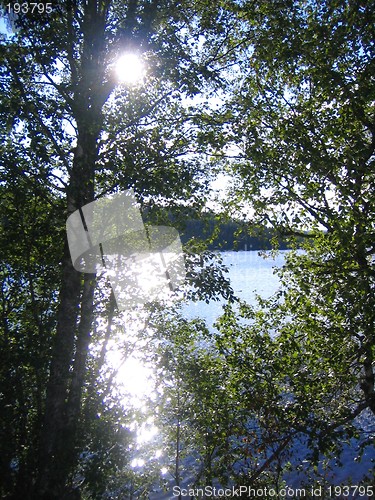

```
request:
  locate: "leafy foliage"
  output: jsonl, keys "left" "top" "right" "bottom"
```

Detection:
{"left": 0, "top": 0, "right": 374, "bottom": 496}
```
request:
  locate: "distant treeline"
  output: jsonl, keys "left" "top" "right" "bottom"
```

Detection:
{"left": 180, "top": 215, "right": 292, "bottom": 251}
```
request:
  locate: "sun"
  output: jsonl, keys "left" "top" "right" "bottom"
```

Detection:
{"left": 115, "top": 53, "right": 145, "bottom": 84}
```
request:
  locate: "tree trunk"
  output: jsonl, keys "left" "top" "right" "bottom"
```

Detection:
{"left": 35, "top": 242, "right": 83, "bottom": 498}
{"left": 34, "top": 1, "right": 110, "bottom": 495}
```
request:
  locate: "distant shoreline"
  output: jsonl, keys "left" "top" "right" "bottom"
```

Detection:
{"left": 180, "top": 217, "right": 296, "bottom": 251}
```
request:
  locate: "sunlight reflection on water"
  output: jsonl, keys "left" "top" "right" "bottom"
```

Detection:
{"left": 105, "top": 251, "right": 287, "bottom": 479}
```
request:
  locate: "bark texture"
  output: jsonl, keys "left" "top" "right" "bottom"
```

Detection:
{"left": 34, "top": 1, "right": 110, "bottom": 497}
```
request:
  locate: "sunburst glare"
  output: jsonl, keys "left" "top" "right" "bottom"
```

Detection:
{"left": 115, "top": 53, "right": 145, "bottom": 84}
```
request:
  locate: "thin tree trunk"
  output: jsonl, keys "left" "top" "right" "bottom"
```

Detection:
{"left": 175, "top": 386, "right": 182, "bottom": 500}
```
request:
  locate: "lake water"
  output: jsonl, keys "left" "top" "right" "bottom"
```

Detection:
{"left": 173, "top": 250, "right": 375, "bottom": 492}
{"left": 183, "top": 250, "right": 287, "bottom": 325}
{"left": 129, "top": 250, "right": 374, "bottom": 497}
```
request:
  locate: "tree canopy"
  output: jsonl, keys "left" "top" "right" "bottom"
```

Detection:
{"left": 0, "top": 0, "right": 374, "bottom": 498}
